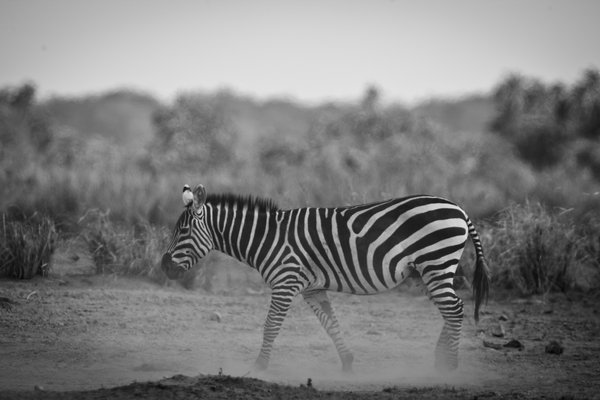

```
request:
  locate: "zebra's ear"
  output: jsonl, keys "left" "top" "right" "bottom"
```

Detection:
{"left": 192, "top": 184, "right": 206, "bottom": 211}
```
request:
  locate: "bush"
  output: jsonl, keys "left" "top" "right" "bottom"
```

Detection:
{"left": 574, "top": 205, "right": 600, "bottom": 281}
{"left": 482, "top": 202, "right": 594, "bottom": 294}
{"left": 0, "top": 213, "right": 57, "bottom": 279}
{"left": 490, "top": 69, "right": 600, "bottom": 174}
{"left": 80, "top": 210, "right": 171, "bottom": 282}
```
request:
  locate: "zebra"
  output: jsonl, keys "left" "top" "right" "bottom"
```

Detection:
{"left": 161, "top": 184, "right": 490, "bottom": 372}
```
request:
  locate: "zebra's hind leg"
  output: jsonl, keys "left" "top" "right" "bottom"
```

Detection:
{"left": 433, "top": 296, "right": 463, "bottom": 371}
{"left": 419, "top": 260, "right": 464, "bottom": 372}
{"left": 303, "top": 290, "right": 354, "bottom": 373}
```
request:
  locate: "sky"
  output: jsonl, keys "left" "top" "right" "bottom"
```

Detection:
{"left": 1, "top": 0, "right": 599, "bottom": 104}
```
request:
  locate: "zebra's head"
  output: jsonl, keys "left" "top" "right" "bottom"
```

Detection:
{"left": 161, "top": 184, "right": 214, "bottom": 280}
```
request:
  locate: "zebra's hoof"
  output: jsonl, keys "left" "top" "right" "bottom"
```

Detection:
{"left": 253, "top": 358, "right": 269, "bottom": 371}
{"left": 341, "top": 353, "right": 354, "bottom": 374}
{"left": 434, "top": 355, "right": 458, "bottom": 372}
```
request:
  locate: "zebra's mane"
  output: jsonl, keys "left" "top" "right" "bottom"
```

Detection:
{"left": 206, "top": 193, "right": 279, "bottom": 212}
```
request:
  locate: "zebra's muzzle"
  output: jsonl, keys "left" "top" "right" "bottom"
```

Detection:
{"left": 161, "top": 253, "right": 185, "bottom": 280}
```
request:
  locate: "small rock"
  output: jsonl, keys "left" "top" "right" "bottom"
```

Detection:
{"left": 543, "top": 309, "right": 554, "bottom": 315}
{"left": 483, "top": 340, "right": 503, "bottom": 350}
{"left": 0, "top": 297, "right": 16, "bottom": 311}
{"left": 209, "top": 311, "right": 222, "bottom": 322}
{"left": 366, "top": 329, "right": 381, "bottom": 335}
{"left": 504, "top": 339, "right": 524, "bottom": 350}
{"left": 492, "top": 323, "right": 506, "bottom": 338}
{"left": 499, "top": 314, "right": 509, "bottom": 321}
{"left": 545, "top": 340, "right": 564, "bottom": 355}
{"left": 34, "top": 385, "right": 44, "bottom": 391}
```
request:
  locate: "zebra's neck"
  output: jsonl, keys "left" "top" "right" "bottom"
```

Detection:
{"left": 204, "top": 199, "right": 286, "bottom": 270}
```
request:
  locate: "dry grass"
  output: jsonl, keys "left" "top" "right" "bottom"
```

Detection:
{"left": 79, "top": 209, "right": 171, "bottom": 282}
{"left": 0, "top": 212, "right": 57, "bottom": 279}
{"left": 481, "top": 202, "right": 598, "bottom": 294}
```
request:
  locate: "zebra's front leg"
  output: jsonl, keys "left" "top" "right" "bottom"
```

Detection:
{"left": 303, "top": 290, "right": 354, "bottom": 373}
{"left": 254, "top": 288, "right": 296, "bottom": 371}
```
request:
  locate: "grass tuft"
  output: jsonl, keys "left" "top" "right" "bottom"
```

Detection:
{"left": 79, "top": 209, "right": 171, "bottom": 282}
{"left": 482, "top": 202, "right": 594, "bottom": 295}
{"left": 0, "top": 212, "right": 57, "bottom": 279}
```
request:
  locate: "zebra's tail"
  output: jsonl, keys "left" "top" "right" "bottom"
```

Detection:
{"left": 466, "top": 216, "right": 490, "bottom": 323}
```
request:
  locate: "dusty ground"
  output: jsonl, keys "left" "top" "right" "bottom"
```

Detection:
{"left": 1, "top": 268, "right": 599, "bottom": 399}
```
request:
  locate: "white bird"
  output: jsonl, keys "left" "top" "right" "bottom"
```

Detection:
{"left": 182, "top": 184, "right": 194, "bottom": 207}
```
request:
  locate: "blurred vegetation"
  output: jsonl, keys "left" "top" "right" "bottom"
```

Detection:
{"left": 0, "top": 71, "right": 599, "bottom": 293}
{"left": 491, "top": 69, "right": 600, "bottom": 175}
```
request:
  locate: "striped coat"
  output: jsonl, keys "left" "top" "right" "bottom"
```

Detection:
{"left": 162, "top": 185, "right": 490, "bottom": 372}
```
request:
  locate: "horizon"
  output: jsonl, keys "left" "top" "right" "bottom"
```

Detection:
{"left": 1, "top": 0, "right": 599, "bottom": 105}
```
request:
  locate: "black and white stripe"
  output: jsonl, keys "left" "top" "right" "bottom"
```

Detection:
{"left": 162, "top": 188, "right": 490, "bottom": 372}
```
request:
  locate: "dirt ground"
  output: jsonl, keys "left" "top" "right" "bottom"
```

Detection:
{"left": 1, "top": 268, "right": 599, "bottom": 399}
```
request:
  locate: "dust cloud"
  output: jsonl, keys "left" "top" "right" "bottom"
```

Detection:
{"left": 187, "top": 329, "right": 497, "bottom": 392}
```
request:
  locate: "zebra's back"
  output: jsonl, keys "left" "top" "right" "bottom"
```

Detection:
{"left": 286, "top": 195, "right": 470, "bottom": 294}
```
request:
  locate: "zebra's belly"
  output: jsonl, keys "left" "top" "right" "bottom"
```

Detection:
{"left": 309, "top": 258, "right": 414, "bottom": 295}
